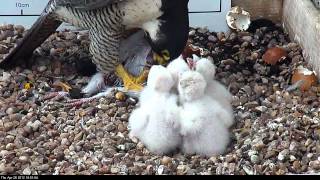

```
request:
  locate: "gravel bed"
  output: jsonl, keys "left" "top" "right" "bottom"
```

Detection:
{"left": 0, "top": 23, "right": 320, "bottom": 175}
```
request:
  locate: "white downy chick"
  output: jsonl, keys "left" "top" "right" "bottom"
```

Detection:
{"left": 178, "top": 71, "right": 232, "bottom": 157}
{"left": 166, "top": 55, "right": 190, "bottom": 90}
{"left": 129, "top": 65, "right": 181, "bottom": 155}
{"left": 195, "top": 57, "right": 234, "bottom": 128}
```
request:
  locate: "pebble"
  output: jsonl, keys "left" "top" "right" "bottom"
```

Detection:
{"left": 65, "top": 32, "right": 77, "bottom": 40}
{"left": 120, "top": 114, "right": 129, "bottom": 121}
{"left": 22, "top": 126, "right": 33, "bottom": 136}
{"left": 37, "top": 66, "right": 47, "bottom": 72}
{"left": 22, "top": 167, "right": 32, "bottom": 175}
{"left": 61, "top": 138, "right": 70, "bottom": 146}
{"left": 0, "top": 24, "right": 318, "bottom": 175}
{"left": 197, "top": 28, "right": 208, "bottom": 34}
{"left": 309, "top": 161, "right": 320, "bottom": 170}
{"left": 250, "top": 155, "right": 260, "bottom": 164}
{"left": 161, "top": 156, "right": 172, "bottom": 166}
{"left": 0, "top": 46, "right": 7, "bottom": 54}
{"left": 0, "top": 163, "right": 14, "bottom": 174}
{"left": 293, "top": 161, "right": 301, "bottom": 170}
{"left": 37, "top": 164, "right": 50, "bottom": 171}
{"left": 4, "top": 122, "right": 14, "bottom": 132}
{"left": 117, "top": 145, "right": 125, "bottom": 151}
{"left": 1, "top": 72, "right": 11, "bottom": 82}
{"left": 265, "top": 150, "right": 277, "bottom": 159}
{"left": 31, "top": 120, "right": 42, "bottom": 131}
{"left": 225, "top": 155, "right": 235, "bottom": 163}
{"left": 189, "top": 30, "right": 196, "bottom": 36}
{"left": 115, "top": 92, "right": 126, "bottom": 101}
{"left": 106, "top": 124, "right": 116, "bottom": 132}
{"left": 14, "top": 25, "right": 25, "bottom": 34}
{"left": 208, "top": 35, "right": 218, "bottom": 42}
{"left": 216, "top": 32, "right": 225, "bottom": 41}
{"left": 243, "top": 165, "right": 254, "bottom": 175}
{"left": 242, "top": 36, "right": 253, "bottom": 42}
{"left": 5, "top": 143, "right": 15, "bottom": 151}
{"left": 278, "top": 150, "right": 289, "bottom": 161}
{"left": 157, "top": 165, "right": 164, "bottom": 175}
{"left": 118, "top": 124, "right": 126, "bottom": 133}
{"left": 74, "top": 132, "right": 84, "bottom": 141}
{"left": 19, "top": 156, "right": 30, "bottom": 164}
{"left": 176, "top": 165, "right": 188, "bottom": 175}
{"left": 136, "top": 142, "right": 144, "bottom": 150}
{"left": 255, "top": 106, "right": 268, "bottom": 113}
{"left": 111, "top": 167, "right": 120, "bottom": 174}
{"left": 0, "top": 30, "right": 14, "bottom": 40}
{"left": 5, "top": 107, "right": 16, "bottom": 115}
{"left": 244, "top": 102, "right": 259, "bottom": 109}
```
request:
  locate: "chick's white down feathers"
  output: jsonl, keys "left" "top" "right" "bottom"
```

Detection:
{"left": 139, "top": 64, "right": 175, "bottom": 104}
{"left": 178, "top": 71, "right": 233, "bottom": 156}
{"left": 166, "top": 55, "right": 190, "bottom": 89}
{"left": 129, "top": 65, "right": 181, "bottom": 155}
{"left": 178, "top": 71, "right": 207, "bottom": 103}
{"left": 195, "top": 57, "right": 234, "bottom": 128}
{"left": 129, "top": 56, "right": 234, "bottom": 156}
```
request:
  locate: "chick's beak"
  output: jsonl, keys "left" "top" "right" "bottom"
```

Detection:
{"left": 187, "top": 58, "right": 196, "bottom": 70}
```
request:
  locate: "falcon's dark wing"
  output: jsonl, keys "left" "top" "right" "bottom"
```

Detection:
{"left": 0, "top": 0, "right": 122, "bottom": 69}
{"left": 55, "top": 0, "right": 122, "bottom": 10}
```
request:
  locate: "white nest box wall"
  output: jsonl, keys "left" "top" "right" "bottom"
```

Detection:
{"left": 0, "top": 0, "right": 231, "bottom": 32}
{"left": 188, "top": 0, "right": 231, "bottom": 32}
{"left": 0, "top": 0, "right": 76, "bottom": 30}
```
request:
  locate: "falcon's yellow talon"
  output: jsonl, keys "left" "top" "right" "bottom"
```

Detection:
{"left": 135, "top": 69, "right": 149, "bottom": 83}
{"left": 153, "top": 50, "right": 170, "bottom": 65}
{"left": 115, "top": 65, "right": 148, "bottom": 91}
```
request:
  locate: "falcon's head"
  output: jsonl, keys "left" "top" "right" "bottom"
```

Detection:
{"left": 144, "top": 0, "right": 189, "bottom": 66}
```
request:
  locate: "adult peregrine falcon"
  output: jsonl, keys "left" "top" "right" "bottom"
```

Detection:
{"left": 0, "top": 0, "right": 190, "bottom": 91}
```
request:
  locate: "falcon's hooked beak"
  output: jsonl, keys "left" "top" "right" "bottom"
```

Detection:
{"left": 153, "top": 50, "right": 171, "bottom": 65}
